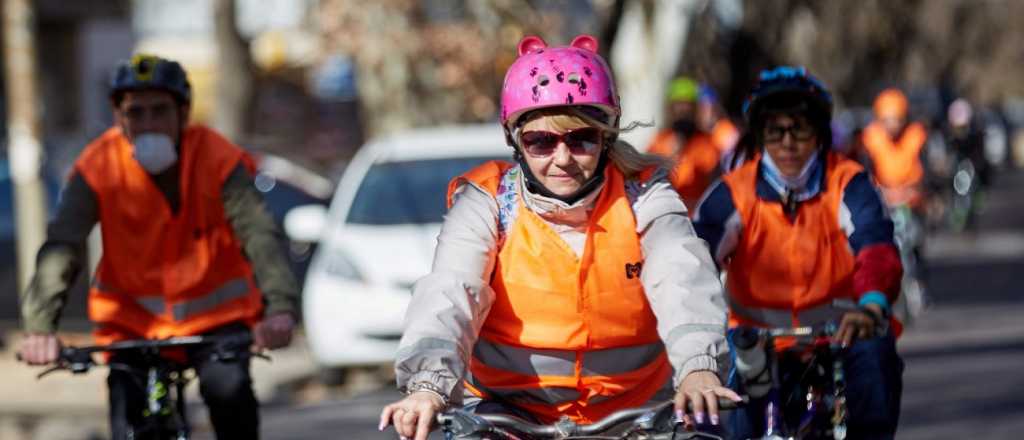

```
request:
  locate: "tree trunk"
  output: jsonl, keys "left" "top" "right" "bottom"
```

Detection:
{"left": 609, "top": 0, "right": 699, "bottom": 149}
{"left": 3, "top": 0, "right": 50, "bottom": 292}
{"left": 212, "top": 0, "right": 255, "bottom": 142}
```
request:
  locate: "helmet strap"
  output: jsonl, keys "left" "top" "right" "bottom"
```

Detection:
{"left": 514, "top": 149, "right": 609, "bottom": 205}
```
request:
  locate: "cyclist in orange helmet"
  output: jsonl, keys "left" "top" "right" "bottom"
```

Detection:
{"left": 861, "top": 88, "right": 929, "bottom": 208}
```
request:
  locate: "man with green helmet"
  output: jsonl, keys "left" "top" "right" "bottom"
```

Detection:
{"left": 648, "top": 76, "right": 723, "bottom": 208}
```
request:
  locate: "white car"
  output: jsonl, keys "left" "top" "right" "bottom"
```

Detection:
{"left": 284, "top": 124, "right": 510, "bottom": 375}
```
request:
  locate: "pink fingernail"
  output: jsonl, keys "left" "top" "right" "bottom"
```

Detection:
{"left": 711, "top": 414, "right": 720, "bottom": 425}
{"left": 377, "top": 421, "right": 385, "bottom": 431}
{"left": 674, "top": 409, "right": 684, "bottom": 423}
{"left": 695, "top": 412, "right": 706, "bottom": 424}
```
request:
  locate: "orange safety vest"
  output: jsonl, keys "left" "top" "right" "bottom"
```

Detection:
{"left": 862, "top": 121, "right": 926, "bottom": 189}
{"left": 710, "top": 119, "right": 740, "bottom": 153}
{"left": 647, "top": 129, "right": 721, "bottom": 209}
{"left": 721, "top": 153, "right": 862, "bottom": 329}
{"left": 76, "top": 126, "right": 263, "bottom": 345}
{"left": 447, "top": 161, "right": 671, "bottom": 424}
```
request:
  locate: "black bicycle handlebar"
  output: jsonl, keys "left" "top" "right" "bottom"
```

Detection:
{"left": 18, "top": 333, "right": 262, "bottom": 378}
{"left": 437, "top": 397, "right": 747, "bottom": 438}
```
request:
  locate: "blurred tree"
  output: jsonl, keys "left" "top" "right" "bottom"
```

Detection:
{"left": 213, "top": 0, "right": 256, "bottom": 141}
{"left": 679, "top": 0, "right": 1024, "bottom": 118}
{"left": 317, "top": 0, "right": 603, "bottom": 137}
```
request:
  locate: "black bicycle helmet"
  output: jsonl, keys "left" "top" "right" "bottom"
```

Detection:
{"left": 743, "top": 66, "right": 833, "bottom": 148}
{"left": 110, "top": 54, "right": 192, "bottom": 105}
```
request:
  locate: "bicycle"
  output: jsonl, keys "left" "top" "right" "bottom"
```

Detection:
{"left": 436, "top": 397, "right": 746, "bottom": 440}
{"left": 19, "top": 333, "right": 265, "bottom": 440}
{"left": 890, "top": 204, "right": 928, "bottom": 324}
{"left": 730, "top": 322, "right": 856, "bottom": 440}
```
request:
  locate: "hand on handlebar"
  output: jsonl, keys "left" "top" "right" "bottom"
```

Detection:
{"left": 835, "top": 304, "right": 885, "bottom": 348}
{"left": 17, "top": 333, "right": 61, "bottom": 366}
{"left": 253, "top": 312, "right": 295, "bottom": 350}
{"left": 675, "top": 370, "right": 743, "bottom": 428}
{"left": 380, "top": 391, "right": 446, "bottom": 440}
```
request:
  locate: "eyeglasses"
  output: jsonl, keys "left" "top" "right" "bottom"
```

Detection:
{"left": 763, "top": 122, "right": 816, "bottom": 142}
{"left": 519, "top": 127, "right": 603, "bottom": 157}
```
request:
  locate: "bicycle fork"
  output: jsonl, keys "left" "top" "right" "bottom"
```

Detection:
{"left": 830, "top": 349, "right": 847, "bottom": 440}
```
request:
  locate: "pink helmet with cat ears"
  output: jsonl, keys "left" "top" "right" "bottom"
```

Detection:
{"left": 500, "top": 35, "right": 620, "bottom": 133}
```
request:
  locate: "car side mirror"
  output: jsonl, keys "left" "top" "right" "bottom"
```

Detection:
{"left": 284, "top": 204, "right": 328, "bottom": 243}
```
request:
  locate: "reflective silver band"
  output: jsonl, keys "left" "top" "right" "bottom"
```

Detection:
{"left": 727, "top": 295, "right": 849, "bottom": 327}
{"left": 472, "top": 339, "right": 665, "bottom": 378}
{"left": 93, "top": 277, "right": 253, "bottom": 321}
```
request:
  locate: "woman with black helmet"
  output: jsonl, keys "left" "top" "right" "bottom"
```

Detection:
{"left": 692, "top": 67, "right": 905, "bottom": 439}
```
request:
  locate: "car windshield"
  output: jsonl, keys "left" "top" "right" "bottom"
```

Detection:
{"left": 346, "top": 157, "right": 506, "bottom": 225}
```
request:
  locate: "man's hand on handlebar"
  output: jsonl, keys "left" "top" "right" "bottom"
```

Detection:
{"left": 253, "top": 312, "right": 295, "bottom": 350}
{"left": 17, "top": 333, "right": 61, "bottom": 365}
{"left": 676, "top": 370, "right": 743, "bottom": 429}
{"left": 835, "top": 304, "right": 885, "bottom": 347}
{"left": 379, "top": 391, "right": 445, "bottom": 440}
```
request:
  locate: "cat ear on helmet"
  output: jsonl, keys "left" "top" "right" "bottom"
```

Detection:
{"left": 570, "top": 35, "right": 599, "bottom": 53}
{"left": 518, "top": 36, "right": 548, "bottom": 56}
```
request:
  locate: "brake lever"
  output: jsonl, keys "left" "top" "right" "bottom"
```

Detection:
{"left": 37, "top": 365, "right": 64, "bottom": 379}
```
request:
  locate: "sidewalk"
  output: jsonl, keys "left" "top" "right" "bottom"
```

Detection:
{"left": 0, "top": 330, "right": 319, "bottom": 440}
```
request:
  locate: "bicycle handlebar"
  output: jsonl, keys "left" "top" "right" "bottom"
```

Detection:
{"left": 18, "top": 333, "right": 261, "bottom": 378}
{"left": 437, "top": 397, "right": 747, "bottom": 438}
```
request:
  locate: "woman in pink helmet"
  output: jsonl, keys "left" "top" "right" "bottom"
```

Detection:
{"left": 379, "top": 35, "right": 737, "bottom": 440}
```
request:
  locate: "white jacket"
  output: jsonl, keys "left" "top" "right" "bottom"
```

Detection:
{"left": 395, "top": 165, "right": 729, "bottom": 402}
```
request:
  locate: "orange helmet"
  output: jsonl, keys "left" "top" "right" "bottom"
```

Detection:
{"left": 873, "top": 88, "right": 908, "bottom": 119}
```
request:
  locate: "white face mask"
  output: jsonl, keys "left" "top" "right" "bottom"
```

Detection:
{"left": 132, "top": 133, "right": 178, "bottom": 174}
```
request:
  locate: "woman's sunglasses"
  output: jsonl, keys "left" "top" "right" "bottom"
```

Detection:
{"left": 519, "top": 127, "right": 603, "bottom": 157}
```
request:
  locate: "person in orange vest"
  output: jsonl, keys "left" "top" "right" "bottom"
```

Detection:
{"left": 697, "top": 84, "right": 741, "bottom": 155}
{"left": 647, "top": 76, "right": 723, "bottom": 208}
{"left": 861, "top": 88, "right": 929, "bottom": 208}
{"left": 17, "top": 54, "right": 298, "bottom": 439}
{"left": 692, "top": 67, "right": 904, "bottom": 439}
{"left": 379, "top": 35, "right": 739, "bottom": 440}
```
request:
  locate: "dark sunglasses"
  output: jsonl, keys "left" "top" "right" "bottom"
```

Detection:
{"left": 519, "top": 127, "right": 603, "bottom": 157}
{"left": 763, "top": 122, "right": 816, "bottom": 142}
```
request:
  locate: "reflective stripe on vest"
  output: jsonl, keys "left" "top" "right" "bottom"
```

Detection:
{"left": 93, "top": 277, "right": 252, "bottom": 322}
{"left": 473, "top": 339, "right": 666, "bottom": 379}
{"left": 467, "top": 373, "right": 582, "bottom": 405}
{"left": 727, "top": 294, "right": 851, "bottom": 328}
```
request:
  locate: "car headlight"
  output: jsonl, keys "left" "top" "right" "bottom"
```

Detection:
{"left": 320, "top": 247, "right": 363, "bottom": 281}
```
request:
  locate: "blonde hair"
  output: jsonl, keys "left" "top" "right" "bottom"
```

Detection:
{"left": 515, "top": 107, "right": 668, "bottom": 179}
